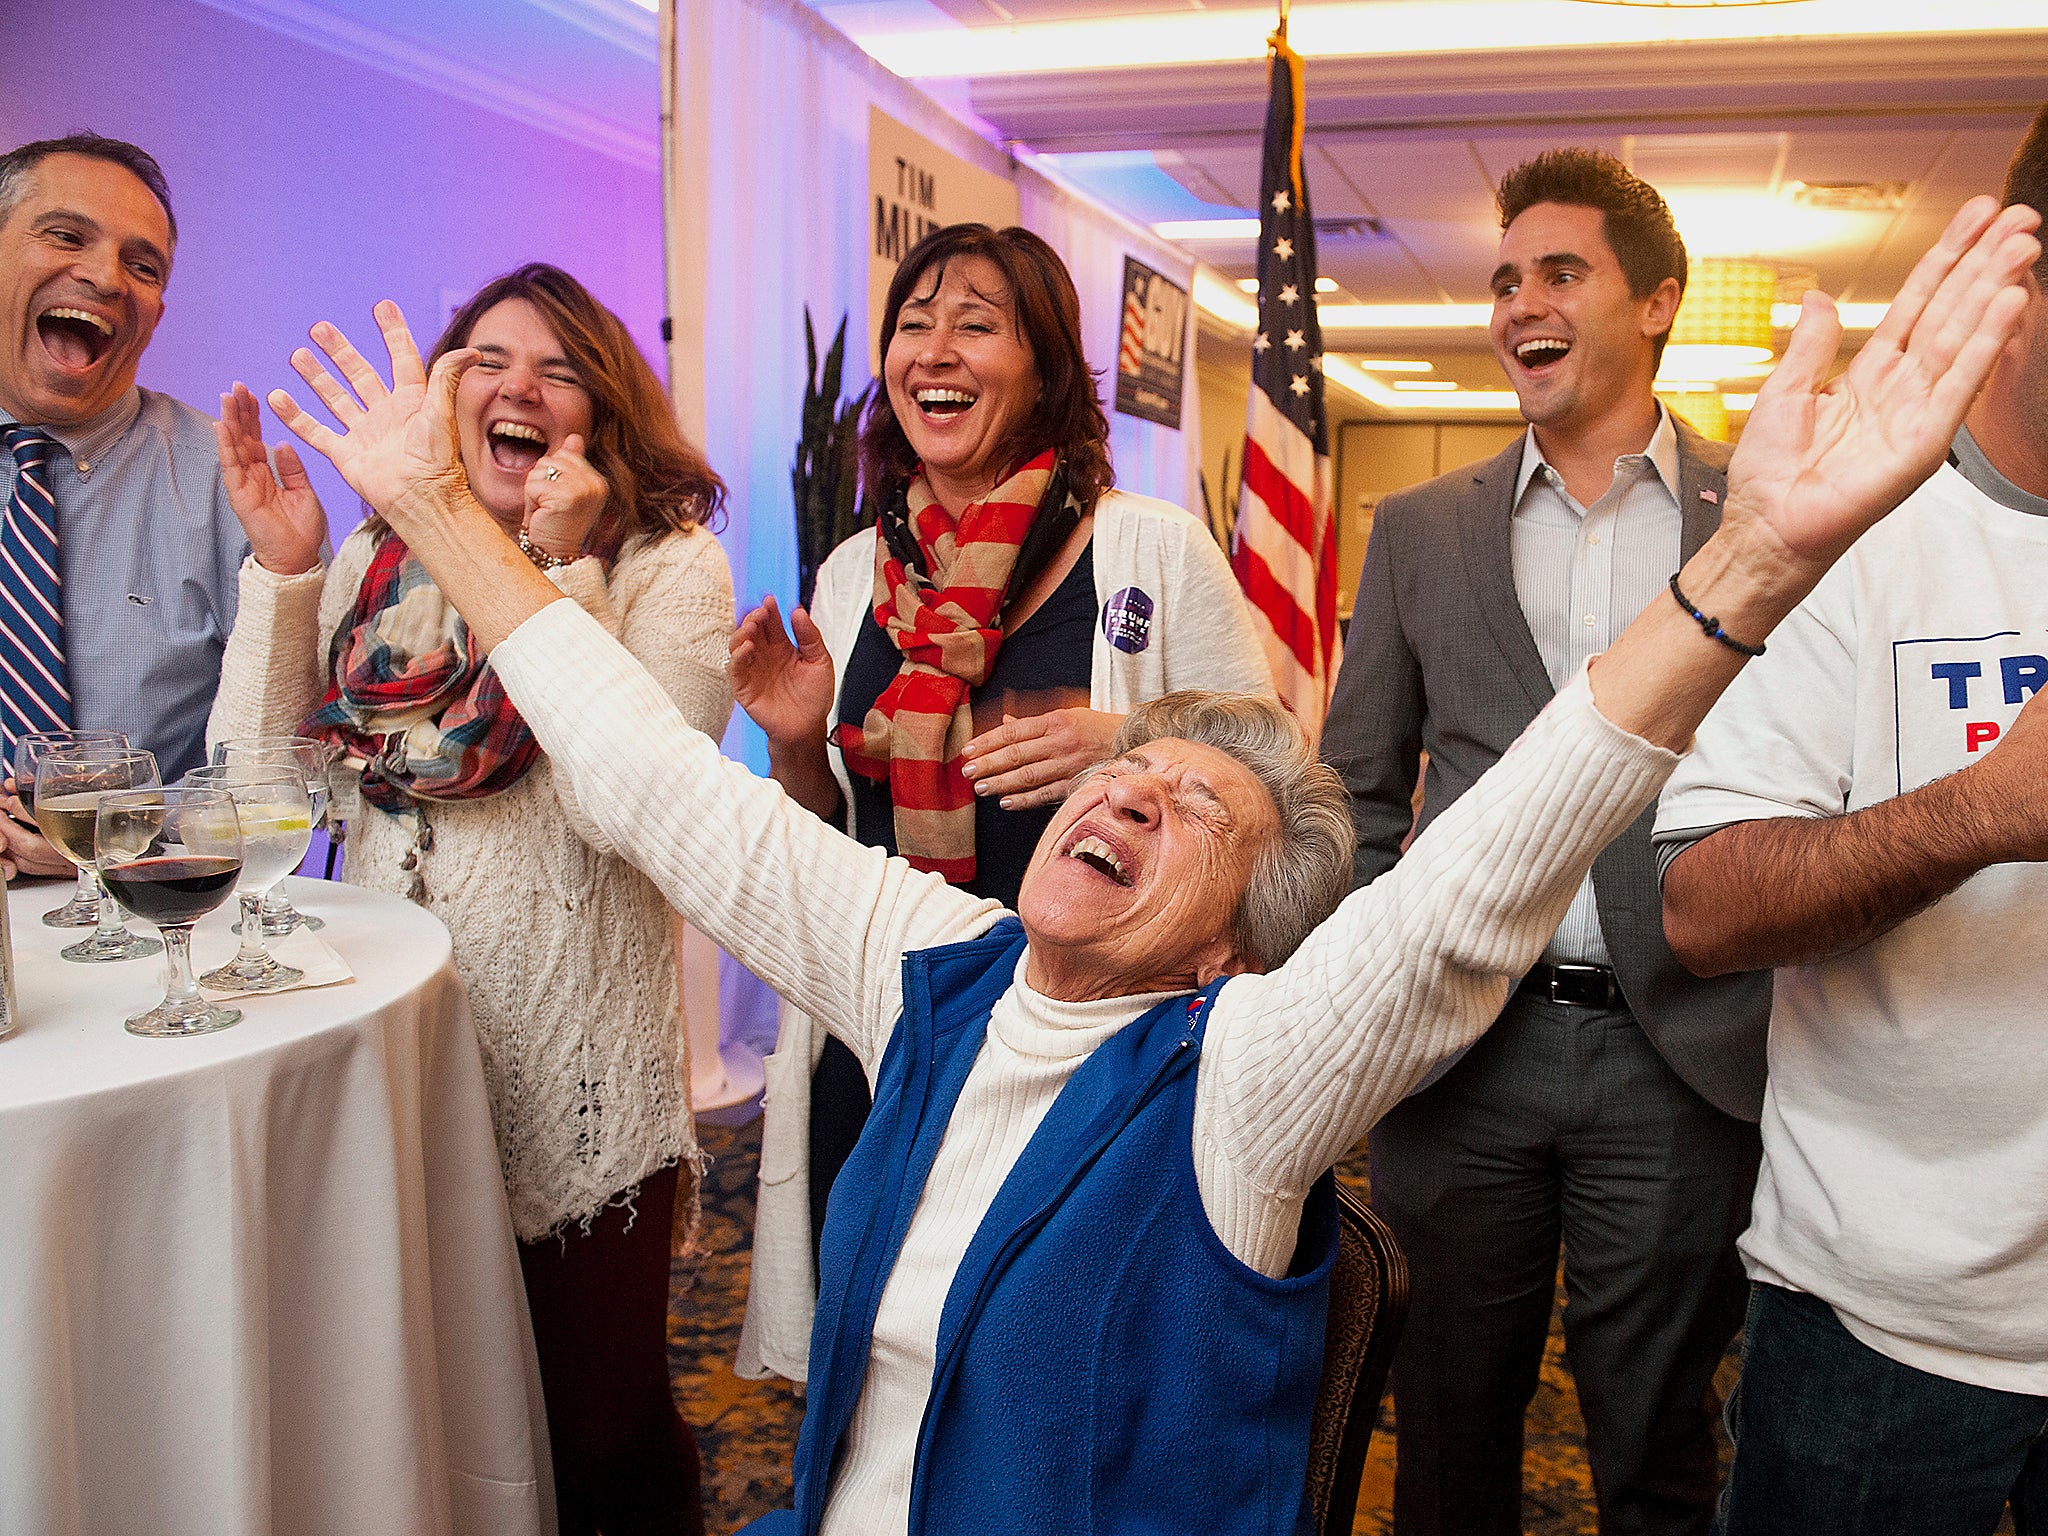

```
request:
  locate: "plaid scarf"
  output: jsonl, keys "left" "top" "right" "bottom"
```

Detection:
{"left": 836, "top": 450, "right": 1078, "bottom": 880}
{"left": 301, "top": 532, "right": 551, "bottom": 812}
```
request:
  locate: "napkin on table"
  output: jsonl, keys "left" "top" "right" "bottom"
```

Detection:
{"left": 175, "top": 923, "right": 356, "bottom": 1000}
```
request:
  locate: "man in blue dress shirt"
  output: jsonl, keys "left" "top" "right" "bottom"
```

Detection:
{"left": 0, "top": 133, "right": 250, "bottom": 874}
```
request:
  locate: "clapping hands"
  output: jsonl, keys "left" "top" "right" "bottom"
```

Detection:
{"left": 730, "top": 595, "right": 836, "bottom": 747}
{"left": 215, "top": 383, "right": 327, "bottom": 576}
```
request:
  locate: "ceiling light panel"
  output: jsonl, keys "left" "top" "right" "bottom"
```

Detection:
{"left": 856, "top": 0, "right": 2048, "bottom": 78}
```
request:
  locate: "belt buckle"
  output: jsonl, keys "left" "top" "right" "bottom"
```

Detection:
{"left": 1548, "top": 963, "right": 1611, "bottom": 1009}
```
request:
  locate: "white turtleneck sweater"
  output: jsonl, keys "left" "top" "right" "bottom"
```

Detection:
{"left": 488, "top": 597, "right": 1678, "bottom": 1536}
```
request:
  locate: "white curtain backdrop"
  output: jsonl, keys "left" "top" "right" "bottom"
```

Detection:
{"left": 665, "top": 0, "right": 1208, "bottom": 1093}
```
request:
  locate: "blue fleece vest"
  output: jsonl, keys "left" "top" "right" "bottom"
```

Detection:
{"left": 750, "top": 918, "right": 1337, "bottom": 1536}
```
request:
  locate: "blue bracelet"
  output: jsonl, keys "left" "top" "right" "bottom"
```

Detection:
{"left": 1668, "top": 572, "right": 1766, "bottom": 658}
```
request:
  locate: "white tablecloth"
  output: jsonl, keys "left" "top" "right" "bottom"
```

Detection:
{"left": 0, "top": 878, "right": 554, "bottom": 1536}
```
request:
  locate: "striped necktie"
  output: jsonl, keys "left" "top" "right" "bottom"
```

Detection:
{"left": 0, "top": 426, "right": 73, "bottom": 755}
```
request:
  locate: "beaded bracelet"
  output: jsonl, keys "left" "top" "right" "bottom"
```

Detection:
{"left": 1668, "top": 572, "right": 1766, "bottom": 658}
{"left": 516, "top": 529, "right": 571, "bottom": 572}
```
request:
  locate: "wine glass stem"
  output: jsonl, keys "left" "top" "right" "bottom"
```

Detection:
{"left": 94, "top": 874, "right": 129, "bottom": 939}
{"left": 234, "top": 892, "right": 270, "bottom": 966}
{"left": 162, "top": 926, "right": 201, "bottom": 1010}
{"left": 72, "top": 863, "right": 97, "bottom": 908}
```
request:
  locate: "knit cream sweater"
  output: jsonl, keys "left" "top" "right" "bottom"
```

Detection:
{"left": 207, "top": 525, "right": 734, "bottom": 1240}
{"left": 489, "top": 597, "right": 1678, "bottom": 1535}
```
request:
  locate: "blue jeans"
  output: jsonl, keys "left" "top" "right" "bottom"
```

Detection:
{"left": 1718, "top": 1282, "right": 2048, "bottom": 1535}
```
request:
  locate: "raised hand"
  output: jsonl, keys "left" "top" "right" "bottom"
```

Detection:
{"left": 523, "top": 432, "right": 609, "bottom": 560}
{"left": 265, "top": 301, "right": 478, "bottom": 521}
{"left": 962, "top": 708, "right": 1124, "bottom": 810}
{"left": 730, "top": 594, "right": 836, "bottom": 748}
{"left": 1725, "top": 196, "right": 2040, "bottom": 578}
{"left": 215, "top": 382, "right": 326, "bottom": 575}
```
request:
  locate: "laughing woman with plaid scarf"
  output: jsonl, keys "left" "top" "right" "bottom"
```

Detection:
{"left": 208, "top": 265, "right": 732, "bottom": 1536}
{"left": 726, "top": 225, "right": 1274, "bottom": 1383}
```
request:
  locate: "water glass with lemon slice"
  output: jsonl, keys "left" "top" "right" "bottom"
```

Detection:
{"left": 183, "top": 764, "right": 314, "bottom": 991}
{"left": 211, "top": 736, "right": 338, "bottom": 934}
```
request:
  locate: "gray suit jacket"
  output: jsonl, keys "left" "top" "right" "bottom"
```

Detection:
{"left": 1321, "top": 423, "right": 1770, "bottom": 1122}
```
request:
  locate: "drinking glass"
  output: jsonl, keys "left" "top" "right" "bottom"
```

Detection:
{"left": 185, "top": 765, "right": 312, "bottom": 991}
{"left": 34, "top": 747, "right": 165, "bottom": 962}
{"left": 12, "top": 729, "right": 128, "bottom": 926}
{"left": 211, "top": 736, "right": 339, "bottom": 934}
{"left": 97, "top": 786, "right": 244, "bottom": 1037}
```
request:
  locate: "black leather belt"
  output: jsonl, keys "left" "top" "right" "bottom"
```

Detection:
{"left": 1516, "top": 962, "right": 1623, "bottom": 1010}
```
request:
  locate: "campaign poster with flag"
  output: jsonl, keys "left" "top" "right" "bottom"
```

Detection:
{"left": 1231, "top": 25, "right": 1338, "bottom": 737}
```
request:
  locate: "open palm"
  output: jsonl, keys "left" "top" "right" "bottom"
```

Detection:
{"left": 215, "top": 381, "right": 326, "bottom": 574}
{"left": 265, "top": 300, "right": 476, "bottom": 518}
{"left": 1728, "top": 197, "right": 2039, "bottom": 574}
{"left": 731, "top": 595, "right": 837, "bottom": 747}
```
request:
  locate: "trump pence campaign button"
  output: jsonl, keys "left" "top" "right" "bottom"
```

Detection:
{"left": 1102, "top": 586, "right": 1155, "bottom": 654}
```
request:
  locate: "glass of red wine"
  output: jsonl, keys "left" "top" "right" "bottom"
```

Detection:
{"left": 12, "top": 729, "right": 129, "bottom": 927}
{"left": 96, "top": 786, "right": 245, "bottom": 1038}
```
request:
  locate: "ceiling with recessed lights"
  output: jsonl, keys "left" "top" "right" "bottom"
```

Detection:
{"left": 804, "top": 0, "right": 2048, "bottom": 415}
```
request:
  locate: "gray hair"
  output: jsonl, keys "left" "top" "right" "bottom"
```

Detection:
{"left": 0, "top": 132, "right": 178, "bottom": 255}
{"left": 1110, "top": 691, "right": 1355, "bottom": 972}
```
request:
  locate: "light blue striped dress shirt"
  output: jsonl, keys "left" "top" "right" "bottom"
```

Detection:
{"left": 0, "top": 387, "right": 248, "bottom": 780}
{"left": 1510, "top": 405, "right": 1681, "bottom": 967}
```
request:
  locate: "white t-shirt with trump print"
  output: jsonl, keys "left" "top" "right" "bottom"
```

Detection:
{"left": 1656, "top": 459, "right": 2048, "bottom": 1395}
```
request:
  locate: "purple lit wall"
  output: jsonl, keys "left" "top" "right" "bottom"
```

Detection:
{"left": 0, "top": 0, "right": 666, "bottom": 548}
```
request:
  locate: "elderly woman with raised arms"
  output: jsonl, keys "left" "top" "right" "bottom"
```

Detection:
{"left": 266, "top": 199, "right": 2037, "bottom": 1536}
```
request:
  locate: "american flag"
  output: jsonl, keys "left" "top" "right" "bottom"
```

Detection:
{"left": 1231, "top": 26, "right": 1337, "bottom": 736}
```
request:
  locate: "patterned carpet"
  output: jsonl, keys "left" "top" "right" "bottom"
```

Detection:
{"left": 668, "top": 1115, "right": 1684, "bottom": 1536}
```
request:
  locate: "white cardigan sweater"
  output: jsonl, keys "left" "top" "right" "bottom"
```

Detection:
{"left": 739, "top": 489, "right": 1275, "bottom": 1380}
{"left": 487, "top": 598, "right": 1674, "bottom": 1535}
{"left": 207, "top": 524, "right": 734, "bottom": 1241}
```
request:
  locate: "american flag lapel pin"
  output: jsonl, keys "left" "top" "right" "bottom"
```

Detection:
{"left": 1701, "top": 489, "right": 1719, "bottom": 504}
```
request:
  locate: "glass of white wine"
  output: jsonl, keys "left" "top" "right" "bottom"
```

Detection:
{"left": 97, "top": 786, "right": 245, "bottom": 1038}
{"left": 211, "top": 736, "right": 339, "bottom": 934}
{"left": 184, "top": 765, "right": 312, "bottom": 992}
{"left": 13, "top": 729, "right": 128, "bottom": 927}
{"left": 34, "top": 747, "right": 165, "bottom": 963}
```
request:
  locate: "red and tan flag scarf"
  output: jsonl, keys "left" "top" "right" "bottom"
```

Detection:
{"left": 836, "top": 449, "right": 1075, "bottom": 881}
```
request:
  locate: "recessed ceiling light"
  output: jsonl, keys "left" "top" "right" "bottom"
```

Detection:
{"left": 1320, "top": 304, "right": 1493, "bottom": 329}
{"left": 1392, "top": 380, "right": 1461, "bottom": 392}
{"left": 1772, "top": 301, "right": 1886, "bottom": 329}
{"left": 1154, "top": 219, "right": 1261, "bottom": 241}
{"left": 1314, "top": 277, "right": 1338, "bottom": 293}
{"left": 1662, "top": 189, "right": 1892, "bottom": 259}
{"left": 1237, "top": 278, "right": 1259, "bottom": 293}
{"left": 1350, "top": 359, "right": 1435, "bottom": 372}
{"left": 1658, "top": 343, "right": 1774, "bottom": 382}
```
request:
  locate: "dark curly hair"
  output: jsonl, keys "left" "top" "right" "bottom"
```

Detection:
{"left": 861, "top": 223, "right": 1114, "bottom": 510}
{"left": 2003, "top": 102, "right": 2048, "bottom": 283}
{"left": 1496, "top": 148, "right": 1687, "bottom": 365}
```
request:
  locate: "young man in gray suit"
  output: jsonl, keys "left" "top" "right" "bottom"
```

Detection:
{"left": 1320, "top": 150, "right": 1769, "bottom": 1535}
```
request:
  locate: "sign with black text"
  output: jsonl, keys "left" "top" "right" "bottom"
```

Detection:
{"left": 1113, "top": 256, "right": 1188, "bottom": 429}
{"left": 868, "top": 107, "right": 1019, "bottom": 367}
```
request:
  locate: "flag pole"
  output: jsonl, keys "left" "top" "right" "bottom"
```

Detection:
{"left": 1233, "top": 0, "right": 1338, "bottom": 735}
{"left": 1269, "top": 1, "right": 1306, "bottom": 205}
